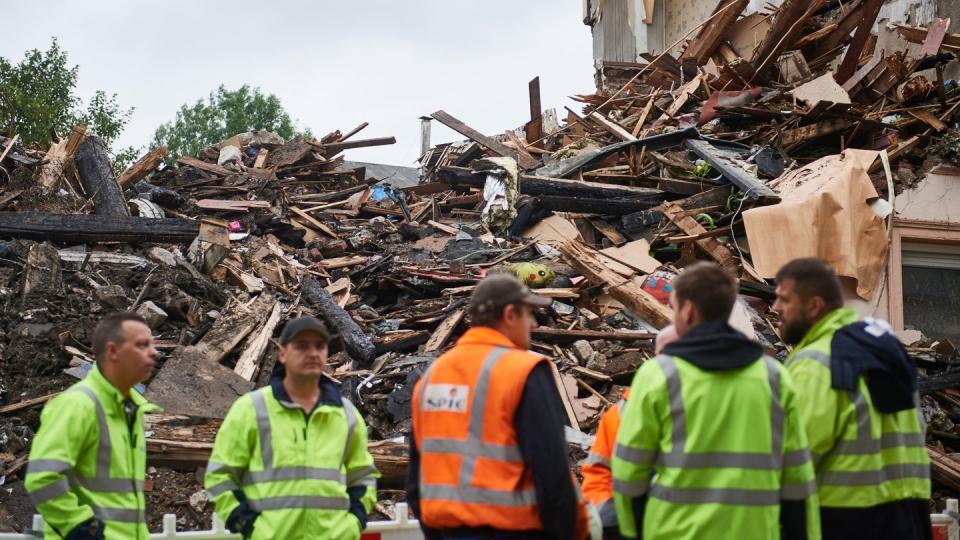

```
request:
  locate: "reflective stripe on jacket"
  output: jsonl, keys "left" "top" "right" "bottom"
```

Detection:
{"left": 204, "top": 381, "right": 378, "bottom": 540}
{"left": 412, "top": 326, "right": 589, "bottom": 535}
{"left": 581, "top": 389, "right": 630, "bottom": 528}
{"left": 26, "top": 365, "right": 158, "bottom": 540}
{"left": 613, "top": 354, "right": 820, "bottom": 540}
{"left": 786, "top": 308, "right": 930, "bottom": 508}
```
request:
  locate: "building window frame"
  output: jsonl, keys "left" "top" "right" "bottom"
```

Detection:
{"left": 888, "top": 218, "right": 960, "bottom": 334}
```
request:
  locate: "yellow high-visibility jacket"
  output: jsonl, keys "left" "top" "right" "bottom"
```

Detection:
{"left": 205, "top": 376, "right": 378, "bottom": 539}
{"left": 26, "top": 365, "right": 159, "bottom": 539}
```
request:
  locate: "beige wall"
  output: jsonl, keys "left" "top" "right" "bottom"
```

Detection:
{"left": 895, "top": 169, "right": 960, "bottom": 223}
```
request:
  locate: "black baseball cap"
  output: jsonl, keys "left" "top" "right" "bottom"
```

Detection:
{"left": 279, "top": 316, "right": 333, "bottom": 345}
{"left": 469, "top": 273, "right": 552, "bottom": 319}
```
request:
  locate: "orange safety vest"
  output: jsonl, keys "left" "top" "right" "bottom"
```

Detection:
{"left": 581, "top": 389, "right": 630, "bottom": 526}
{"left": 412, "top": 326, "right": 588, "bottom": 535}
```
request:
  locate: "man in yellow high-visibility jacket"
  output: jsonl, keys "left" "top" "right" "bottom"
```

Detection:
{"left": 613, "top": 262, "right": 820, "bottom": 540}
{"left": 26, "top": 312, "right": 160, "bottom": 539}
{"left": 205, "top": 316, "right": 378, "bottom": 539}
{"left": 773, "top": 258, "right": 931, "bottom": 540}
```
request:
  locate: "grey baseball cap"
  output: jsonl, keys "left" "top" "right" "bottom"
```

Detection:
{"left": 279, "top": 316, "right": 333, "bottom": 345}
{"left": 469, "top": 273, "right": 552, "bottom": 319}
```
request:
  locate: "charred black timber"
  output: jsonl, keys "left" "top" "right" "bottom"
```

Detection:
{"left": 301, "top": 278, "right": 377, "bottom": 365}
{"left": 0, "top": 213, "right": 199, "bottom": 244}
{"left": 533, "top": 195, "right": 661, "bottom": 215}
{"left": 75, "top": 136, "right": 131, "bottom": 216}
{"left": 439, "top": 169, "right": 664, "bottom": 202}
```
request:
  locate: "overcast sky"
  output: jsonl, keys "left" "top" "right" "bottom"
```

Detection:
{"left": 2, "top": 1, "right": 595, "bottom": 166}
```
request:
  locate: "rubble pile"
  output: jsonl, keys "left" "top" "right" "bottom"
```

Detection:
{"left": 3, "top": 0, "right": 960, "bottom": 531}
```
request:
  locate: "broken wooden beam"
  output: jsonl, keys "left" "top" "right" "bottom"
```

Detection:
{"left": 533, "top": 196, "right": 662, "bottom": 215}
{"left": 311, "top": 136, "right": 397, "bottom": 156}
{"left": 588, "top": 112, "right": 637, "bottom": 141}
{"left": 39, "top": 126, "right": 85, "bottom": 191}
{"left": 423, "top": 309, "right": 466, "bottom": 352}
{"left": 75, "top": 135, "right": 131, "bottom": 216}
{"left": 0, "top": 212, "right": 199, "bottom": 244}
{"left": 118, "top": 146, "right": 168, "bottom": 189}
{"left": 0, "top": 392, "right": 60, "bottom": 415}
{"left": 679, "top": 0, "right": 748, "bottom": 77}
{"left": 559, "top": 241, "right": 672, "bottom": 328}
{"left": 302, "top": 278, "right": 377, "bottom": 365}
{"left": 440, "top": 169, "right": 663, "bottom": 201}
{"left": 834, "top": 0, "right": 884, "bottom": 84}
{"left": 177, "top": 156, "right": 234, "bottom": 177}
{"left": 526, "top": 76, "right": 544, "bottom": 149}
{"left": 661, "top": 202, "right": 741, "bottom": 273}
{"left": 779, "top": 118, "right": 856, "bottom": 147}
{"left": 750, "top": 0, "right": 828, "bottom": 80}
{"left": 374, "top": 330, "right": 431, "bottom": 355}
{"left": 431, "top": 110, "right": 540, "bottom": 170}
{"left": 532, "top": 327, "right": 655, "bottom": 343}
{"left": 234, "top": 300, "right": 282, "bottom": 381}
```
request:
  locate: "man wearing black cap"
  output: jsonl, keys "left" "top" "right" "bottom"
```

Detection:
{"left": 406, "top": 273, "right": 591, "bottom": 540}
{"left": 205, "top": 316, "right": 378, "bottom": 539}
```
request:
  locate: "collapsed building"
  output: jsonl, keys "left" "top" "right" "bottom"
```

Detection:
{"left": 3, "top": 0, "right": 960, "bottom": 532}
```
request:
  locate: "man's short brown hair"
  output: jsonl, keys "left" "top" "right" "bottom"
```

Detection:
{"left": 672, "top": 262, "right": 738, "bottom": 323}
{"left": 92, "top": 312, "right": 148, "bottom": 362}
{"left": 775, "top": 257, "right": 843, "bottom": 310}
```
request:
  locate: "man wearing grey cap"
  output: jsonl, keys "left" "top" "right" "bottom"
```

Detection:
{"left": 406, "top": 273, "right": 591, "bottom": 540}
{"left": 205, "top": 316, "right": 378, "bottom": 539}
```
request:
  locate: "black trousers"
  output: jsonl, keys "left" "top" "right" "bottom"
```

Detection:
{"left": 821, "top": 499, "right": 932, "bottom": 540}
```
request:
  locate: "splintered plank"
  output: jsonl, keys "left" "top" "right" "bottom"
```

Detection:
{"left": 559, "top": 241, "right": 672, "bottom": 328}
{"left": 118, "top": 146, "right": 168, "bottom": 188}
{"left": 589, "top": 218, "right": 628, "bottom": 246}
{"left": 431, "top": 110, "right": 540, "bottom": 169}
{"left": 532, "top": 327, "right": 654, "bottom": 342}
{"left": 526, "top": 77, "right": 544, "bottom": 148}
{"left": 423, "top": 309, "right": 466, "bottom": 352}
{"left": 661, "top": 202, "right": 740, "bottom": 273}
{"left": 288, "top": 207, "right": 339, "bottom": 238}
{"left": 312, "top": 136, "right": 397, "bottom": 155}
{"left": 0, "top": 392, "right": 61, "bottom": 415}
{"left": 253, "top": 148, "right": 269, "bottom": 168}
{"left": 833, "top": 0, "right": 884, "bottom": 83}
{"left": 177, "top": 156, "right": 234, "bottom": 177}
{"left": 588, "top": 112, "right": 637, "bottom": 141}
{"left": 196, "top": 199, "right": 271, "bottom": 212}
{"left": 234, "top": 300, "right": 282, "bottom": 381}
{"left": 750, "top": 0, "right": 828, "bottom": 80}
{"left": 779, "top": 118, "right": 855, "bottom": 147}
{"left": 679, "top": 0, "right": 748, "bottom": 73}
{"left": 547, "top": 360, "right": 581, "bottom": 430}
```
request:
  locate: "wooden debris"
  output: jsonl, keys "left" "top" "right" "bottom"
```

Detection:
{"left": 118, "top": 146, "right": 168, "bottom": 188}
{"left": 560, "top": 241, "right": 672, "bottom": 328}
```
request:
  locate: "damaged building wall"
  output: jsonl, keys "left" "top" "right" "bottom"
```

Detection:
{"left": 588, "top": 0, "right": 946, "bottom": 73}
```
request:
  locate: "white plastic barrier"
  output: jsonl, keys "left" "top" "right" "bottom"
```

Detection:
{"left": 0, "top": 503, "right": 423, "bottom": 539}
{"left": 932, "top": 499, "right": 960, "bottom": 540}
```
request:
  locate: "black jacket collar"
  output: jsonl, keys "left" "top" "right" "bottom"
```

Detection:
{"left": 662, "top": 321, "right": 763, "bottom": 371}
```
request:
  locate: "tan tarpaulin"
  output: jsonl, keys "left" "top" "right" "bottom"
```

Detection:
{"left": 743, "top": 149, "right": 887, "bottom": 300}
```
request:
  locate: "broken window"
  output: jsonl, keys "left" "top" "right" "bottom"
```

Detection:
{"left": 901, "top": 242, "right": 960, "bottom": 342}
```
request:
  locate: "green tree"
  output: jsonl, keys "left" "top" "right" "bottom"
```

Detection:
{"left": 0, "top": 38, "right": 135, "bottom": 171}
{"left": 153, "top": 85, "right": 309, "bottom": 163}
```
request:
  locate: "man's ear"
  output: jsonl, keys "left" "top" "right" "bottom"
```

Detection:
{"left": 501, "top": 304, "right": 517, "bottom": 323}
{"left": 807, "top": 296, "right": 827, "bottom": 319}
{"left": 682, "top": 299, "right": 698, "bottom": 327}
{"left": 103, "top": 341, "right": 117, "bottom": 362}
{"left": 277, "top": 346, "right": 288, "bottom": 366}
